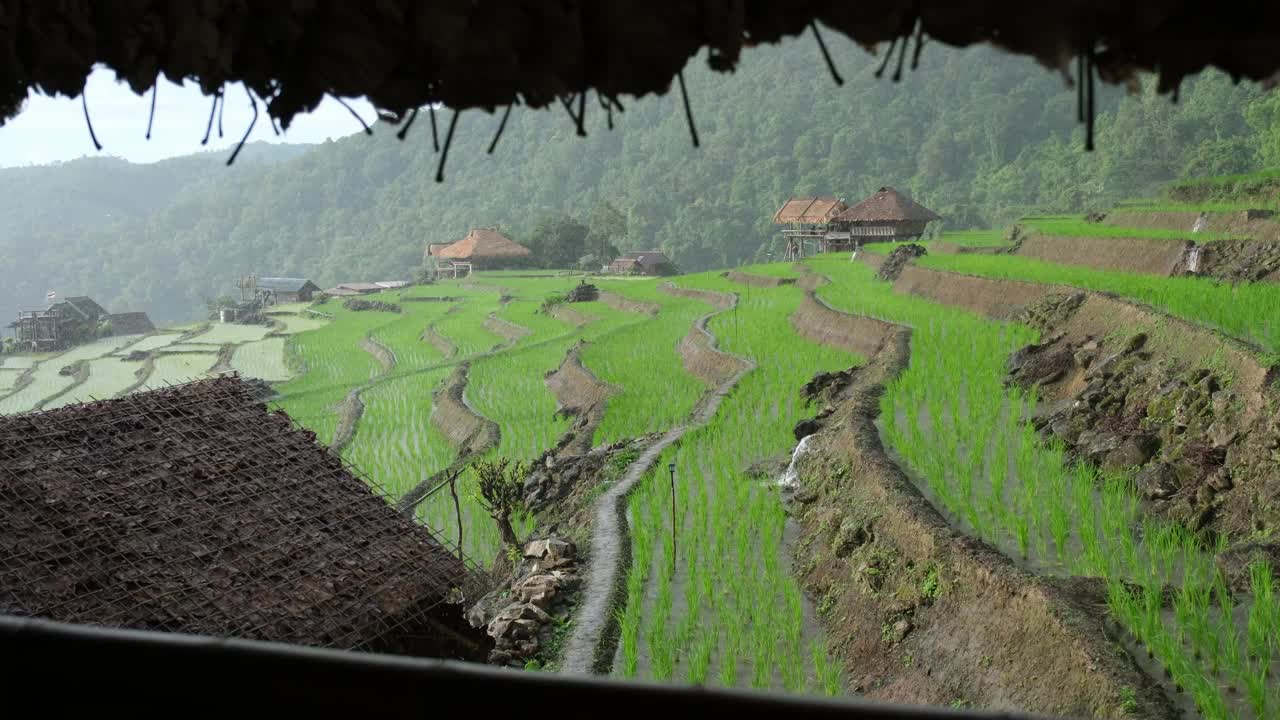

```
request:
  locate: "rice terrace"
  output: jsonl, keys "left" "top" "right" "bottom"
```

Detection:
{"left": 3, "top": 2, "right": 1280, "bottom": 718}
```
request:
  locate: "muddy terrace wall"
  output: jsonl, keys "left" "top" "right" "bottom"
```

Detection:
{"left": 1016, "top": 233, "right": 1189, "bottom": 276}
{"left": 887, "top": 260, "right": 1280, "bottom": 537}
{"left": 431, "top": 364, "right": 499, "bottom": 455}
{"left": 599, "top": 292, "right": 658, "bottom": 316}
{"left": 724, "top": 270, "right": 796, "bottom": 288}
{"left": 792, "top": 329, "right": 1173, "bottom": 718}
{"left": 677, "top": 314, "right": 750, "bottom": 387}
{"left": 889, "top": 265, "right": 1272, "bottom": 408}
{"left": 659, "top": 283, "right": 735, "bottom": 310}
{"left": 544, "top": 343, "right": 615, "bottom": 457}
{"left": 1105, "top": 210, "right": 1280, "bottom": 242}
{"left": 790, "top": 291, "right": 897, "bottom": 358}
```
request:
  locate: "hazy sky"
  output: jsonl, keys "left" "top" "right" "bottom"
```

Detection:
{"left": 0, "top": 66, "right": 377, "bottom": 167}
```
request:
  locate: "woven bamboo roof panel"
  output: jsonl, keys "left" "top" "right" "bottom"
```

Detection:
{"left": 0, "top": 375, "right": 473, "bottom": 650}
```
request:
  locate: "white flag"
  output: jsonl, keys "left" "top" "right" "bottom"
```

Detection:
{"left": 46, "top": 290, "right": 56, "bottom": 303}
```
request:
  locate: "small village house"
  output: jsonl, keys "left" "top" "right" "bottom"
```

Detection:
{"left": 236, "top": 275, "right": 320, "bottom": 306}
{"left": 607, "top": 250, "right": 676, "bottom": 276}
{"left": 830, "top": 186, "right": 941, "bottom": 245}
{"left": 772, "top": 188, "right": 941, "bottom": 259}
{"left": 771, "top": 196, "right": 849, "bottom": 260}
{"left": 7, "top": 295, "right": 153, "bottom": 351}
{"left": 425, "top": 228, "right": 532, "bottom": 273}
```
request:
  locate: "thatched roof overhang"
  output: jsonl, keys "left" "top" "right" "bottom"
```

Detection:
{"left": 3, "top": 2, "right": 1279, "bottom": 134}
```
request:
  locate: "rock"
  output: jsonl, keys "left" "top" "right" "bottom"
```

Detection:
{"left": 1136, "top": 463, "right": 1178, "bottom": 500}
{"left": 1123, "top": 333, "right": 1148, "bottom": 353}
{"left": 1103, "top": 434, "right": 1159, "bottom": 470}
{"left": 1208, "top": 420, "right": 1239, "bottom": 449}
{"left": 888, "top": 619, "right": 913, "bottom": 644}
{"left": 1216, "top": 541, "right": 1280, "bottom": 593}
{"left": 794, "top": 417, "right": 823, "bottom": 440}
{"left": 832, "top": 518, "right": 871, "bottom": 558}
{"left": 1207, "top": 469, "right": 1233, "bottom": 492}
{"left": 1079, "top": 431, "right": 1123, "bottom": 463}
{"left": 793, "top": 488, "right": 819, "bottom": 504}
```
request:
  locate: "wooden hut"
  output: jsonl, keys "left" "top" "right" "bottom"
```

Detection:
{"left": 831, "top": 187, "right": 941, "bottom": 245}
{"left": 607, "top": 250, "right": 676, "bottom": 276}
{"left": 772, "top": 197, "right": 848, "bottom": 260}
{"left": 427, "top": 228, "right": 532, "bottom": 271}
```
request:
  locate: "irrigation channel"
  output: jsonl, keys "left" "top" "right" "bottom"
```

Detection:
{"left": 559, "top": 288, "right": 755, "bottom": 674}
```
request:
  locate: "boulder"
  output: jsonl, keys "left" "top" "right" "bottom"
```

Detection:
{"left": 1102, "top": 434, "right": 1159, "bottom": 470}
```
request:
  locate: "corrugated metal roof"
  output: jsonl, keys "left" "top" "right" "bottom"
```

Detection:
{"left": 257, "top": 278, "right": 316, "bottom": 292}
{"left": 337, "top": 282, "right": 384, "bottom": 292}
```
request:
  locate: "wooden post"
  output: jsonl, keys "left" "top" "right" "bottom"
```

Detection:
{"left": 668, "top": 461, "right": 677, "bottom": 566}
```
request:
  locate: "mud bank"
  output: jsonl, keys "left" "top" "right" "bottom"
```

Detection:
{"left": 891, "top": 266, "right": 1272, "bottom": 406}
{"left": 790, "top": 290, "right": 896, "bottom": 359}
{"left": 1009, "top": 293, "right": 1280, "bottom": 537}
{"left": 891, "top": 264, "right": 1069, "bottom": 319}
{"left": 545, "top": 343, "right": 616, "bottom": 457}
{"left": 724, "top": 269, "right": 796, "bottom": 288}
{"left": 549, "top": 304, "right": 593, "bottom": 327}
{"left": 599, "top": 291, "right": 658, "bottom": 316}
{"left": 484, "top": 313, "right": 531, "bottom": 343}
{"left": 431, "top": 363, "right": 500, "bottom": 456}
{"left": 330, "top": 389, "right": 364, "bottom": 452}
{"left": 677, "top": 306, "right": 751, "bottom": 387}
{"left": 1105, "top": 209, "right": 1280, "bottom": 242}
{"left": 422, "top": 324, "right": 457, "bottom": 357}
{"left": 890, "top": 261, "right": 1280, "bottom": 536}
{"left": 359, "top": 335, "right": 396, "bottom": 373}
{"left": 659, "top": 282, "right": 734, "bottom": 310}
{"left": 1194, "top": 238, "right": 1280, "bottom": 282}
{"left": 793, "top": 328, "right": 1175, "bottom": 719}
{"left": 1016, "top": 233, "right": 1188, "bottom": 276}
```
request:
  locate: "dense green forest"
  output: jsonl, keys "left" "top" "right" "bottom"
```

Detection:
{"left": 2, "top": 35, "right": 1276, "bottom": 324}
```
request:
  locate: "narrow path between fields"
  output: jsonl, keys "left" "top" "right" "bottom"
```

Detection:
{"left": 559, "top": 286, "right": 754, "bottom": 675}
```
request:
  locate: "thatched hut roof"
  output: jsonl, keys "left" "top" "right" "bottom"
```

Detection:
{"left": 435, "top": 229, "right": 531, "bottom": 260}
{"left": 4, "top": 3, "right": 1280, "bottom": 133}
{"left": 773, "top": 197, "right": 848, "bottom": 225}
{"left": 835, "top": 187, "right": 941, "bottom": 223}
{"left": 0, "top": 375, "right": 479, "bottom": 655}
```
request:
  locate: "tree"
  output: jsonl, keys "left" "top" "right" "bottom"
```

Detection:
{"left": 472, "top": 457, "right": 530, "bottom": 551}
{"left": 1245, "top": 92, "right": 1280, "bottom": 168}
{"left": 585, "top": 200, "right": 627, "bottom": 261}
{"left": 526, "top": 215, "right": 589, "bottom": 268}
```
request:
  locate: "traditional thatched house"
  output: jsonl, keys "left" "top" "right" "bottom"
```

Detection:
{"left": 832, "top": 187, "right": 941, "bottom": 243}
{"left": 772, "top": 197, "right": 848, "bottom": 226}
{"left": 425, "top": 229, "right": 532, "bottom": 270}
{"left": 772, "top": 197, "right": 849, "bottom": 260}
{"left": 0, "top": 375, "right": 486, "bottom": 659}
{"left": 607, "top": 250, "right": 676, "bottom": 276}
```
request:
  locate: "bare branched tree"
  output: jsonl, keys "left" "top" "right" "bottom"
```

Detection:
{"left": 472, "top": 457, "right": 529, "bottom": 551}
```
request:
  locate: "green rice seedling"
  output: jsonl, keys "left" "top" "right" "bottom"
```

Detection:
{"left": 230, "top": 336, "right": 295, "bottom": 382}
{"left": 917, "top": 252, "right": 1280, "bottom": 354}
{"left": 184, "top": 322, "right": 275, "bottom": 346}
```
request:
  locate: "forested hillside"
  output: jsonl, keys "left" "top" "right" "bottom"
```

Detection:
{"left": 3, "top": 36, "right": 1275, "bottom": 324}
